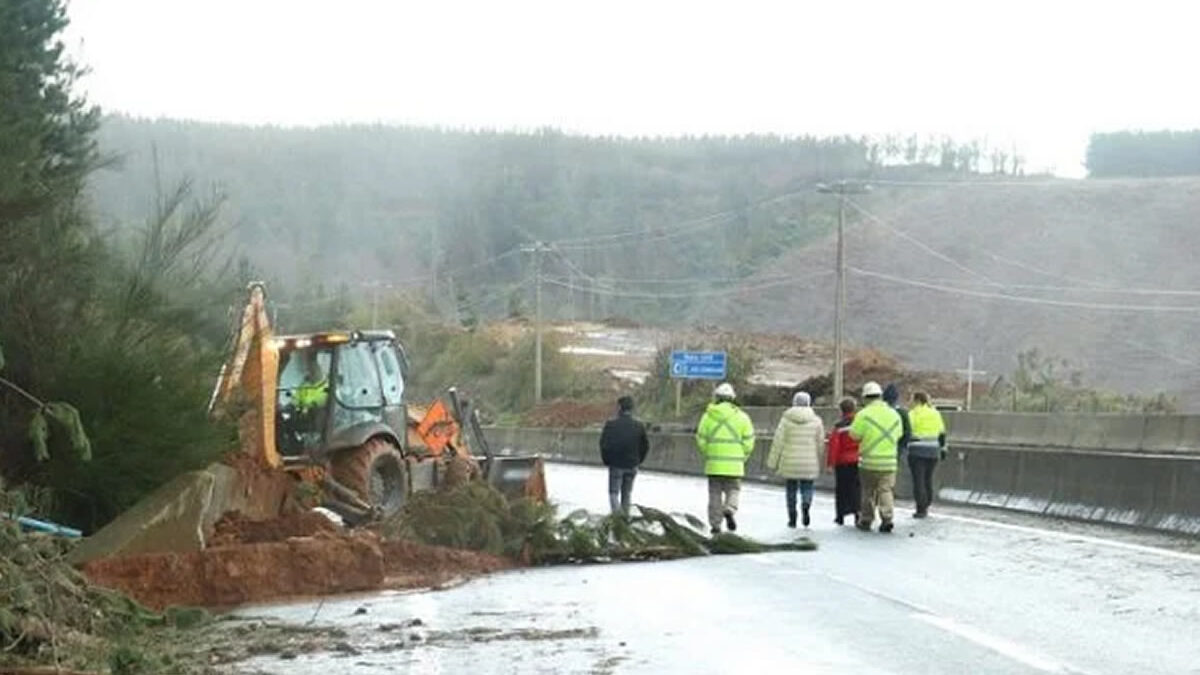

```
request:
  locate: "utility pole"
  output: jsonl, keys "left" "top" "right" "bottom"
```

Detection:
{"left": 370, "top": 284, "right": 379, "bottom": 329}
{"left": 956, "top": 355, "right": 988, "bottom": 411}
{"left": 521, "top": 241, "right": 550, "bottom": 404}
{"left": 817, "top": 180, "right": 871, "bottom": 402}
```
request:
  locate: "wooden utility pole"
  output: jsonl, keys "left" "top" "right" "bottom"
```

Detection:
{"left": 817, "top": 181, "right": 870, "bottom": 402}
{"left": 522, "top": 241, "right": 550, "bottom": 404}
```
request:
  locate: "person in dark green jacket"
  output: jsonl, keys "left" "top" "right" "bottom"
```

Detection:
{"left": 696, "top": 382, "right": 755, "bottom": 534}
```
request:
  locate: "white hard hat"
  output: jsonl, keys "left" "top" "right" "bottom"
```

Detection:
{"left": 714, "top": 382, "right": 736, "bottom": 399}
{"left": 862, "top": 381, "right": 883, "bottom": 397}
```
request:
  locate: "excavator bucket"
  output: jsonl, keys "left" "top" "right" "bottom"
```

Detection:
{"left": 481, "top": 454, "right": 548, "bottom": 502}
{"left": 438, "top": 388, "right": 548, "bottom": 503}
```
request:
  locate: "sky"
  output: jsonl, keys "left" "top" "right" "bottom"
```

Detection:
{"left": 66, "top": 0, "right": 1200, "bottom": 177}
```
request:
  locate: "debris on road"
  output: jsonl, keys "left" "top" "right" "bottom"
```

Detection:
{"left": 385, "top": 482, "right": 816, "bottom": 565}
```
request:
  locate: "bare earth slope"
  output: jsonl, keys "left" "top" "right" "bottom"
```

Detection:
{"left": 711, "top": 177, "right": 1200, "bottom": 407}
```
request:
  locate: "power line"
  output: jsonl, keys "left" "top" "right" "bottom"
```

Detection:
{"left": 845, "top": 198, "right": 1200, "bottom": 298}
{"left": 850, "top": 267, "right": 1200, "bottom": 313}
{"left": 867, "top": 178, "right": 1070, "bottom": 188}
{"left": 381, "top": 247, "right": 523, "bottom": 288}
{"left": 843, "top": 197, "right": 998, "bottom": 285}
{"left": 550, "top": 182, "right": 822, "bottom": 251}
{"left": 902, "top": 275, "right": 1200, "bottom": 298}
{"left": 543, "top": 271, "right": 833, "bottom": 300}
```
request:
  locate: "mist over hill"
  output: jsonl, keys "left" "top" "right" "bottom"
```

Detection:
{"left": 86, "top": 117, "right": 1200, "bottom": 405}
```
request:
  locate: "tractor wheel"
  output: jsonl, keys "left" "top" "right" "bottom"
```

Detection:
{"left": 331, "top": 437, "right": 407, "bottom": 519}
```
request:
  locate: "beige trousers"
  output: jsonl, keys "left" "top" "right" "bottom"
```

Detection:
{"left": 707, "top": 476, "right": 742, "bottom": 530}
{"left": 859, "top": 469, "right": 896, "bottom": 526}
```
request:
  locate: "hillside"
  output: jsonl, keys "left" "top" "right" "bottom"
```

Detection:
{"left": 712, "top": 178, "right": 1200, "bottom": 406}
{"left": 87, "top": 115, "right": 868, "bottom": 320}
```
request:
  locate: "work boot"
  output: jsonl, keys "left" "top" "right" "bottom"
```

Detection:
{"left": 724, "top": 511, "right": 737, "bottom": 532}
{"left": 787, "top": 512, "right": 797, "bottom": 528}
{"left": 855, "top": 520, "right": 872, "bottom": 532}
{"left": 879, "top": 521, "right": 894, "bottom": 533}
{"left": 834, "top": 515, "right": 844, "bottom": 526}
{"left": 802, "top": 505, "right": 811, "bottom": 528}
{"left": 913, "top": 510, "right": 928, "bottom": 519}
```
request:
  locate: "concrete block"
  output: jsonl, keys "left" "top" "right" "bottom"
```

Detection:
{"left": 1174, "top": 416, "right": 1200, "bottom": 454}
{"left": 1097, "top": 416, "right": 1148, "bottom": 453}
{"left": 1141, "top": 415, "right": 1185, "bottom": 453}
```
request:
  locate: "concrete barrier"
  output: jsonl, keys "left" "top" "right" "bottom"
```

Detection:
{"left": 743, "top": 408, "right": 1200, "bottom": 455}
{"left": 486, "top": 421, "right": 1200, "bottom": 536}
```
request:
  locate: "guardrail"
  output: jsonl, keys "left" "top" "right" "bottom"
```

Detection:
{"left": 483, "top": 424, "right": 1200, "bottom": 536}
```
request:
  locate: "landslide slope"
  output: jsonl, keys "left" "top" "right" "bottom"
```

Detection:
{"left": 711, "top": 177, "right": 1200, "bottom": 406}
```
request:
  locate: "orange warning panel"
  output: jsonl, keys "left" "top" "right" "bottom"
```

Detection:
{"left": 414, "top": 399, "right": 459, "bottom": 456}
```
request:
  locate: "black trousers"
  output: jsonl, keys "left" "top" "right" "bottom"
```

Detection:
{"left": 833, "top": 464, "right": 860, "bottom": 518}
{"left": 908, "top": 455, "right": 938, "bottom": 513}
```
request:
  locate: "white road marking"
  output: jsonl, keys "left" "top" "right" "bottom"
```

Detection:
{"left": 827, "top": 572, "right": 1087, "bottom": 674}
{"left": 931, "top": 512, "right": 1200, "bottom": 563}
{"left": 915, "top": 613, "right": 1078, "bottom": 674}
{"left": 823, "top": 573, "right": 935, "bottom": 615}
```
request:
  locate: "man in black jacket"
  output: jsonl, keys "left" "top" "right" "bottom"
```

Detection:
{"left": 600, "top": 396, "right": 649, "bottom": 516}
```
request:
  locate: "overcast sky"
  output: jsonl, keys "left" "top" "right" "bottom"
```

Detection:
{"left": 66, "top": 0, "right": 1199, "bottom": 177}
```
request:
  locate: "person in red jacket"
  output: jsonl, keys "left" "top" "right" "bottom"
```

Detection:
{"left": 826, "top": 397, "right": 861, "bottom": 525}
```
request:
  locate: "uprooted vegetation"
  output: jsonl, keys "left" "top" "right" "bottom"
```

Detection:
{"left": 0, "top": 488, "right": 215, "bottom": 674}
{"left": 383, "top": 481, "right": 816, "bottom": 564}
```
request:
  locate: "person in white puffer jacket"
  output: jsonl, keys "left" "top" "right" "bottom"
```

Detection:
{"left": 767, "top": 391, "right": 825, "bottom": 528}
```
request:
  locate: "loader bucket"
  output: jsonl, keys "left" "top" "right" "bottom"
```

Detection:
{"left": 480, "top": 454, "right": 547, "bottom": 502}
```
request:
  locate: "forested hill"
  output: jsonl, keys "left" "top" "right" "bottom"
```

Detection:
{"left": 89, "top": 116, "right": 878, "bottom": 313}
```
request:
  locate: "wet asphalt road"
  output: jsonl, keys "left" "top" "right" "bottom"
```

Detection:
{"left": 238, "top": 464, "right": 1200, "bottom": 674}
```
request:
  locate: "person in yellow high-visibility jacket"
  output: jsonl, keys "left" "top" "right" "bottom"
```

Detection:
{"left": 695, "top": 382, "right": 755, "bottom": 534}
{"left": 907, "top": 391, "right": 947, "bottom": 518}
{"left": 849, "top": 381, "right": 903, "bottom": 533}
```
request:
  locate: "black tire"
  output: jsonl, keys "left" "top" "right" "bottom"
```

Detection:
{"left": 331, "top": 437, "right": 407, "bottom": 518}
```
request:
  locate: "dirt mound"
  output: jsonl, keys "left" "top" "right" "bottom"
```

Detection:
{"left": 209, "top": 510, "right": 339, "bottom": 546}
{"left": 82, "top": 531, "right": 387, "bottom": 610}
{"left": 521, "top": 400, "right": 611, "bottom": 428}
{"left": 381, "top": 540, "right": 512, "bottom": 586}
{"left": 81, "top": 525, "right": 513, "bottom": 611}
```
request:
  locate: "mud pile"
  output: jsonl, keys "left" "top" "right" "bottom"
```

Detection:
{"left": 81, "top": 530, "right": 386, "bottom": 610}
{"left": 209, "top": 509, "right": 338, "bottom": 546}
{"left": 521, "top": 400, "right": 612, "bottom": 428}
{"left": 80, "top": 508, "right": 512, "bottom": 611}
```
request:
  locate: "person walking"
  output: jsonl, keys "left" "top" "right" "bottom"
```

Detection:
{"left": 826, "top": 397, "right": 861, "bottom": 526}
{"left": 882, "top": 383, "right": 912, "bottom": 458}
{"left": 850, "top": 381, "right": 903, "bottom": 533}
{"left": 907, "top": 391, "right": 947, "bottom": 518}
{"left": 695, "top": 382, "right": 755, "bottom": 534}
{"left": 767, "top": 391, "right": 824, "bottom": 528}
{"left": 599, "top": 395, "right": 649, "bottom": 517}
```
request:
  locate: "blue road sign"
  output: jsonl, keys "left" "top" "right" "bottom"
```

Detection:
{"left": 669, "top": 350, "right": 727, "bottom": 380}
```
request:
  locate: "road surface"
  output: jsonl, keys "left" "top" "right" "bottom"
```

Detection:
{"left": 237, "top": 464, "right": 1200, "bottom": 674}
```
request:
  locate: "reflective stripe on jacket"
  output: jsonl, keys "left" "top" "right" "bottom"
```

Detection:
{"left": 849, "top": 400, "right": 902, "bottom": 472}
{"left": 695, "top": 401, "right": 755, "bottom": 477}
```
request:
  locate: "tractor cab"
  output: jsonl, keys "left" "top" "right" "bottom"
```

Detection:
{"left": 273, "top": 330, "right": 408, "bottom": 459}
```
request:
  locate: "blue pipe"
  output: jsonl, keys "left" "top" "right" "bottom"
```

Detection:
{"left": 1, "top": 511, "right": 82, "bottom": 538}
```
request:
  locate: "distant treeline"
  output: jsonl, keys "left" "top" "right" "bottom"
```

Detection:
{"left": 1086, "top": 130, "right": 1200, "bottom": 178}
{"left": 90, "top": 117, "right": 1018, "bottom": 326}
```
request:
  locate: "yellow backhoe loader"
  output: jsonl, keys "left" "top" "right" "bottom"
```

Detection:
{"left": 208, "top": 282, "right": 546, "bottom": 524}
